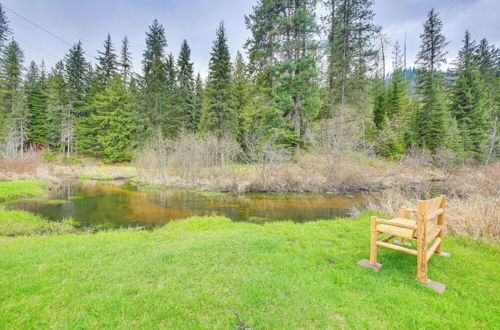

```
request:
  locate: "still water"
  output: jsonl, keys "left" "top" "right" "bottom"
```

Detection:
{"left": 8, "top": 180, "right": 368, "bottom": 228}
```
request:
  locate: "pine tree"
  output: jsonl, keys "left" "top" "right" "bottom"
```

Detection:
{"left": 193, "top": 73, "right": 204, "bottom": 129}
{"left": 120, "top": 36, "right": 132, "bottom": 87}
{"left": 142, "top": 19, "right": 168, "bottom": 132}
{"left": 476, "top": 39, "right": 500, "bottom": 163}
{"left": 386, "top": 42, "right": 410, "bottom": 120}
{"left": 45, "top": 61, "right": 67, "bottom": 149}
{"left": 0, "top": 3, "right": 12, "bottom": 50}
{"left": 372, "top": 77, "right": 386, "bottom": 130}
{"left": 25, "top": 61, "right": 50, "bottom": 146}
{"left": 90, "top": 76, "right": 135, "bottom": 162}
{"left": 199, "top": 22, "right": 236, "bottom": 137}
{"left": 415, "top": 9, "right": 449, "bottom": 152}
{"left": 162, "top": 52, "right": 180, "bottom": 137}
{"left": 65, "top": 41, "right": 90, "bottom": 113}
{"left": 450, "top": 31, "right": 488, "bottom": 160}
{"left": 95, "top": 34, "right": 118, "bottom": 85}
{"left": 244, "top": 0, "right": 322, "bottom": 146}
{"left": 65, "top": 41, "right": 91, "bottom": 154}
{"left": 372, "top": 42, "right": 412, "bottom": 158}
{"left": 231, "top": 51, "right": 251, "bottom": 140}
{"left": 176, "top": 39, "right": 195, "bottom": 130}
{"left": 0, "top": 40, "right": 24, "bottom": 114}
{"left": 322, "top": 0, "right": 380, "bottom": 107}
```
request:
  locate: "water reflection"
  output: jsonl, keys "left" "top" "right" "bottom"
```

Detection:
{"left": 8, "top": 180, "right": 368, "bottom": 228}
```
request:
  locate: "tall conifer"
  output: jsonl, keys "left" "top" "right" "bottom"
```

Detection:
{"left": 199, "top": 22, "right": 235, "bottom": 136}
{"left": 415, "top": 9, "right": 449, "bottom": 152}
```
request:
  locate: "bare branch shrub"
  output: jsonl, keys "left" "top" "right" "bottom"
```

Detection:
{"left": 133, "top": 130, "right": 241, "bottom": 184}
{"left": 312, "top": 106, "right": 360, "bottom": 180}
{"left": 400, "top": 147, "right": 434, "bottom": 168}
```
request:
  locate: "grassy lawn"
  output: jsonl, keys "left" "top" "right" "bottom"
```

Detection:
{"left": 0, "top": 180, "right": 49, "bottom": 202}
{"left": 0, "top": 215, "right": 498, "bottom": 328}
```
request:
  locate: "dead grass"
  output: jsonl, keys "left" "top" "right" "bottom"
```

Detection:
{"left": 357, "top": 163, "right": 500, "bottom": 242}
{"left": 0, "top": 153, "right": 137, "bottom": 183}
{"left": 0, "top": 154, "right": 60, "bottom": 182}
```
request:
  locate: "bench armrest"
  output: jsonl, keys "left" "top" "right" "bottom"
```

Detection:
{"left": 376, "top": 218, "right": 417, "bottom": 230}
{"left": 400, "top": 208, "right": 418, "bottom": 218}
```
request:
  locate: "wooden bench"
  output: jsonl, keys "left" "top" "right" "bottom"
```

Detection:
{"left": 357, "top": 195, "right": 451, "bottom": 293}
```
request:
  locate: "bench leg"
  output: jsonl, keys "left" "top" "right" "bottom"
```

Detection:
{"left": 370, "top": 216, "right": 378, "bottom": 266}
{"left": 357, "top": 216, "right": 383, "bottom": 271}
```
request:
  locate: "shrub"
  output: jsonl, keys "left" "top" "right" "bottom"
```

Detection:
{"left": 42, "top": 149, "right": 58, "bottom": 162}
{"left": 61, "top": 155, "right": 82, "bottom": 165}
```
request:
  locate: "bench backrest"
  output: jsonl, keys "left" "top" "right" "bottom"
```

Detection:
{"left": 417, "top": 195, "right": 446, "bottom": 224}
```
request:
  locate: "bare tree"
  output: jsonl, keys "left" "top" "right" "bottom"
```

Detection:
{"left": 312, "top": 105, "right": 359, "bottom": 180}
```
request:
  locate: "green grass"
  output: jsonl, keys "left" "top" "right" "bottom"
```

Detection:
{"left": 0, "top": 207, "right": 77, "bottom": 236}
{"left": 0, "top": 180, "right": 49, "bottom": 203}
{"left": 0, "top": 215, "right": 498, "bottom": 328}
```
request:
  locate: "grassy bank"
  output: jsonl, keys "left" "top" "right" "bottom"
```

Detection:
{"left": 0, "top": 180, "right": 49, "bottom": 202}
{"left": 0, "top": 207, "right": 76, "bottom": 236}
{"left": 0, "top": 180, "right": 78, "bottom": 236}
{"left": 1, "top": 215, "right": 498, "bottom": 328}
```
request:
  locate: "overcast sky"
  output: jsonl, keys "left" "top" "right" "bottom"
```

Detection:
{"left": 2, "top": 0, "right": 499, "bottom": 76}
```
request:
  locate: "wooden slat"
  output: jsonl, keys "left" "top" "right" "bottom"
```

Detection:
{"left": 426, "top": 208, "right": 444, "bottom": 220}
{"left": 426, "top": 196, "right": 443, "bottom": 214}
{"left": 377, "top": 224, "right": 414, "bottom": 239}
{"left": 426, "top": 225, "right": 443, "bottom": 244}
{"left": 376, "top": 241, "right": 418, "bottom": 255}
{"left": 376, "top": 218, "right": 417, "bottom": 230}
{"left": 380, "top": 234, "right": 395, "bottom": 242}
{"left": 426, "top": 237, "right": 442, "bottom": 261}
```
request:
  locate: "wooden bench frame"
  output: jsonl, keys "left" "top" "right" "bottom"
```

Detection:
{"left": 357, "top": 195, "right": 452, "bottom": 293}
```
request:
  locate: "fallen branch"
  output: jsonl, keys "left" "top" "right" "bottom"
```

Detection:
{"left": 234, "top": 311, "right": 252, "bottom": 329}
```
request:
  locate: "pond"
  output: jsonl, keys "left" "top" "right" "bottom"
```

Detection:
{"left": 8, "top": 180, "right": 370, "bottom": 229}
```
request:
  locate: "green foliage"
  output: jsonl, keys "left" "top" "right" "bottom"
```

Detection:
{"left": 0, "top": 3, "right": 12, "bottom": 49}
{"left": 175, "top": 40, "right": 196, "bottom": 131}
{"left": 65, "top": 41, "right": 90, "bottom": 111}
{"left": 0, "top": 39, "right": 24, "bottom": 128}
{"left": 119, "top": 36, "right": 133, "bottom": 86}
{"left": 450, "top": 31, "right": 489, "bottom": 161}
{"left": 415, "top": 9, "right": 451, "bottom": 153}
{"left": 231, "top": 51, "right": 250, "bottom": 141}
{"left": 42, "top": 149, "right": 57, "bottom": 162}
{"left": 25, "top": 61, "right": 50, "bottom": 146}
{"left": 88, "top": 76, "right": 135, "bottom": 163}
{"left": 95, "top": 34, "right": 118, "bottom": 85}
{"left": 323, "top": 0, "right": 380, "bottom": 107}
{"left": 161, "top": 53, "right": 180, "bottom": 137}
{"left": 244, "top": 0, "right": 322, "bottom": 147}
{"left": 372, "top": 78, "right": 386, "bottom": 130}
{"left": 0, "top": 4, "right": 494, "bottom": 164}
{"left": 44, "top": 61, "right": 67, "bottom": 150}
{"left": 142, "top": 19, "right": 169, "bottom": 133}
{"left": 199, "top": 22, "right": 236, "bottom": 137}
{"left": 193, "top": 73, "right": 204, "bottom": 129}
